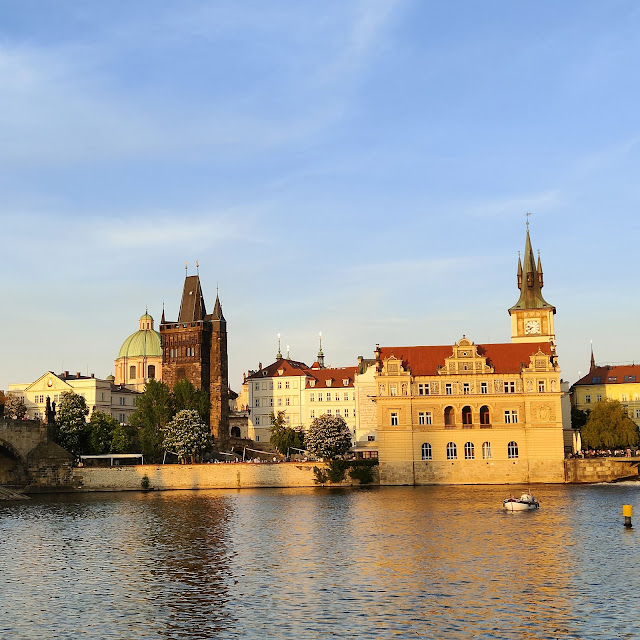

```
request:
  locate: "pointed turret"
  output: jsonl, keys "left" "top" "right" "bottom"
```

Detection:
{"left": 509, "top": 227, "right": 554, "bottom": 312}
{"left": 178, "top": 275, "right": 207, "bottom": 322}
{"left": 590, "top": 343, "right": 596, "bottom": 372}
{"left": 276, "top": 333, "right": 282, "bottom": 360}
{"left": 212, "top": 293, "right": 225, "bottom": 322}
{"left": 317, "top": 332, "right": 325, "bottom": 369}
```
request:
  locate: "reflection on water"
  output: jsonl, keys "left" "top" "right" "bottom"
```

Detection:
{"left": 1, "top": 484, "right": 639, "bottom": 639}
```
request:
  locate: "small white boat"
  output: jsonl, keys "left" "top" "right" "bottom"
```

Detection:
{"left": 503, "top": 491, "right": 540, "bottom": 511}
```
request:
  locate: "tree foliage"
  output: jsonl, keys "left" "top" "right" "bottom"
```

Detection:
{"left": 4, "top": 395, "right": 27, "bottom": 420}
{"left": 162, "top": 409, "right": 213, "bottom": 463}
{"left": 581, "top": 399, "right": 640, "bottom": 449}
{"left": 571, "top": 406, "right": 589, "bottom": 430}
{"left": 87, "top": 410, "right": 123, "bottom": 455}
{"left": 173, "top": 378, "right": 210, "bottom": 425}
{"left": 56, "top": 391, "right": 90, "bottom": 455}
{"left": 129, "top": 380, "right": 174, "bottom": 462}
{"left": 305, "top": 414, "right": 353, "bottom": 460}
{"left": 269, "top": 411, "right": 305, "bottom": 455}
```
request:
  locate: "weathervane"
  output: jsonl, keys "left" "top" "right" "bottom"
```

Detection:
{"left": 185, "top": 261, "right": 188, "bottom": 274}
{"left": 196, "top": 260, "right": 199, "bottom": 275}
{"left": 525, "top": 212, "right": 532, "bottom": 230}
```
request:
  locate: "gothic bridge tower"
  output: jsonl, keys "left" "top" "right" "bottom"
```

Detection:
{"left": 160, "top": 270, "right": 229, "bottom": 447}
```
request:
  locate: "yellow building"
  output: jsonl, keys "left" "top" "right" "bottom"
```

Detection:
{"left": 572, "top": 357, "right": 640, "bottom": 427}
{"left": 114, "top": 312, "right": 162, "bottom": 391}
{"left": 376, "top": 227, "right": 570, "bottom": 485}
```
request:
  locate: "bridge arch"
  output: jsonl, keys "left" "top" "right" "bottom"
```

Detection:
{"left": 0, "top": 438, "right": 29, "bottom": 487}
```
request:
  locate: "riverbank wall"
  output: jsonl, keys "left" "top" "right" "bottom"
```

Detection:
{"left": 67, "top": 458, "right": 640, "bottom": 492}
{"left": 74, "top": 462, "right": 349, "bottom": 491}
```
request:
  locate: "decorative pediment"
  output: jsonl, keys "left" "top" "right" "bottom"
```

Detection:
{"left": 24, "top": 371, "right": 73, "bottom": 392}
{"left": 524, "top": 348, "right": 555, "bottom": 372}
{"left": 438, "top": 336, "right": 494, "bottom": 376}
{"left": 381, "top": 355, "right": 408, "bottom": 376}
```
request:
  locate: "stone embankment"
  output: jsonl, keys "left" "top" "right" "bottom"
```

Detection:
{"left": 564, "top": 457, "right": 640, "bottom": 483}
{"left": 75, "top": 461, "right": 346, "bottom": 491}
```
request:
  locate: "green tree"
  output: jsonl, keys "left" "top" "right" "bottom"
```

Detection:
{"left": 269, "top": 411, "right": 305, "bottom": 455}
{"left": 87, "top": 411, "right": 120, "bottom": 455}
{"left": 111, "top": 422, "right": 135, "bottom": 453}
{"left": 305, "top": 414, "right": 353, "bottom": 460}
{"left": 581, "top": 399, "right": 640, "bottom": 449}
{"left": 172, "top": 378, "right": 210, "bottom": 425}
{"left": 162, "top": 409, "right": 213, "bottom": 463}
{"left": 56, "top": 391, "right": 90, "bottom": 455}
{"left": 571, "top": 406, "right": 589, "bottom": 430}
{"left": 4, "top": 394, "right": 27, "bottom": 420}
{"left": 129, "top": 380, "right": 174, "bottom": 462}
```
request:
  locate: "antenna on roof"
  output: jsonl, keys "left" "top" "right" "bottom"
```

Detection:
{"left": 185, "top": 261, "right": 188, "bottom": 274}
{"left": 196, "top": 260, "right": 200, "bottom": 275}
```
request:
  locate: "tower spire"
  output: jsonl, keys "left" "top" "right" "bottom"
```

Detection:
{"left": 590, "top": 341, "right": 596, "bottom": 372}
{"left": 276, "top": 333, "right": 282, "bottom": 360}
{"left": 317, "top": 331, "right": 325, "bottom": 369}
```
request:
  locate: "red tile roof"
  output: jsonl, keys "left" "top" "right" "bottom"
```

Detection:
{"left": 306, "top": 367, "right": 358, "bottom": 389}
{"left": 246, "top": 358, "right": 309, "bottom": 379}
{"left": 379, "top": 342, "right": 553, "bottom": 376}
{"left": 574, "top": 364, "right": 640, "bottom": 386}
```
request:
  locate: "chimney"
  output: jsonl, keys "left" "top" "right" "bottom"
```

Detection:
{"left": 90, "top": 373, "right": 95, "bottom": 378}
{"left": 76, "top": 372, "right": 81, "bottom": 378}
{"left": 64, "top": 371, "right": 69, "bottom": 378}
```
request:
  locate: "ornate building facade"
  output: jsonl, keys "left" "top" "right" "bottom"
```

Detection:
{"left": 114, "top": 312, "right": 162, "bottom": 391}
{"left": 375, "top": 227, "right": 571, "bottom": 485}
{"left": 160, "top": 273, "right": 229, "bottom": 445}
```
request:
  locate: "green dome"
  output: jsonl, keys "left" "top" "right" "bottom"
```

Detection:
{"left": 118, "top": 329, "right": 162, "bottom": 359}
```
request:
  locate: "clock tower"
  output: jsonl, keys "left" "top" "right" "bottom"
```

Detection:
{"left": 508, "top": 224, "right": 556, "bottom": 345}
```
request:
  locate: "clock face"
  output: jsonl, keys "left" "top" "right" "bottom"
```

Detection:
{"left": 525, "top": 320, "right": 541, "bottom": 335}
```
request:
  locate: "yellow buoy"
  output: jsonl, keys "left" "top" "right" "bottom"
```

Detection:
{"left": 623, "top": 504, "right": 633, "bottom": 528}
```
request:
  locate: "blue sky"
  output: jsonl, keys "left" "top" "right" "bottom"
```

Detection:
{"left": 1, "top": 0, "right": 640, "bottom": 392}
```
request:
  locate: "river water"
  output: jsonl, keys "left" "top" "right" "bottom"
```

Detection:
{"left": 1, "top": 484, "right": 639, "bottom": 639}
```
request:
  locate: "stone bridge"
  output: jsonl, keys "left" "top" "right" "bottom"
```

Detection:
{"left": 0, "top": 418, "right": 73, "bottom": 490}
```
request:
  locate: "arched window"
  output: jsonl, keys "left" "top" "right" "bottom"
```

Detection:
{"left": 482, "top": 442, "right": 492, "bottom": 459}
{"left": 148, "top": 365, "right": 156, "bottom": 379}
{"left": 464, "top": 442, "right": 475, "bottom": 459}
{"left": 231, "top": 426, "right": 241, "bottom": 438}
{"left": 444, "top": 406, "right": 455, "bottom": 427}
{"left": 421, "top": 443, "right": 432, "bottom": 460}
{"left": 129, "top": 365, "right": 136, "bottom": 379}
{"left": 462, "top": 405, "right": 472, "bottom": 425}
{"left": 480, "top": 405, "right": 490, "bottom": 426}
{"left": 446, "top": 442, "right": 457, "bottom": 460}
{"left": 508, "top": 441, "right": 519, "bottom": 459}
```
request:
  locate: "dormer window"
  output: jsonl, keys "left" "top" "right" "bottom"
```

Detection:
{"left": 343, "top": 379, "right": 349, "bottom": 386}
{"left": 326, "top": 379, "right": 333, "bottom": 387}
{"left": 309, "top": 380, "right": 316, "bottom": 387}
{"left": 278, "top": 370, "right": 284, "bottom": 376}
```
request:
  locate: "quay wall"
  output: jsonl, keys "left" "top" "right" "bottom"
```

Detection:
{"left": 68, "top": 458, "right": 640, "bottom": 492}
{"left": 564, "top": 458, "right": 640, "bottom": 483}
{"left": 75, "top": 462, "right": 344, "bottom": 491}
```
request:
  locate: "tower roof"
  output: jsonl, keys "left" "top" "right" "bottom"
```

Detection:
{"left": 178, "top": 275, "right": 207, "bottom": 322}
{"left": 509, "top": 228, "right": 555, "bottom": 312}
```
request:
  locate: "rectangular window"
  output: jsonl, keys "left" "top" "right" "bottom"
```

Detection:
{"left": 255, "top": 416, "right": 260, "bottom": 426}
{"left": 481, "top": 382, "right": 488, "bottom": 394}
{"left": 625, "top": 376, "right": 636, "bottom": 382}
{"left": 608, "top": 377, "right": 617, "bottom": 383}
{"left": 463, "top": 383, "right": 470, "bottom": 395}
{"left": 277, "top": 398, "right": 282, "bottom": 406}
{"left": 285, "top": 397, "right": 290, "bottom": 406}
{"left": 585, "top": 394, "right": 591, "bottom": 404}
{"left": 269, "top": 398, "right": 274, "bottom": 407}
{"left": 445, "top": 383, "right": 452, "bottom": 395}
{"left": 310, "top": 393, "right": 314, "bottom": 402}
{"left": 285, "top": 381, "right": 290, "bottom": 389}
{"left": 504, "top": 382, "right": 516, "bottom": 394}
{"left": 418, "top": 411, "right": 432, "bottom": 426}
{"left": 326, "top": 392, "right": 332, "bottom": 401}
{"left": 269, "top": 382, "right": 274, "bottom": 390}
{"left": 636, "top": 409, "right": 640, "bottom": 419}
{"left": 335, "top": 409, "right": 341, "bottom": 416}
{"left": 310, "top": 409, "right": 315, "bottom": 418}
{"left": 344, "top": 409, "right": 349, "bottom": 418}
{"left": 621, "top": 394, "right": 628, "bottom": 402}
{"left": 418, "top": 383, "right": 430, "bottom": 396}
{"left": 391, "top": 412, "right": 398, "bottom": 426}
{"left": 368, "top": 435, "right": 376, "bottom": 442}
{"left": 326, "top": 409, "right": 332, "bottom": 415}
{"left": 255, "top": 399, "right": 260, "bottom": 407}
{"left": 255, "top": 383, "right": 259, "bottom": 390}
{"left": 277, "top": 381, "right": 282, "bottom": 389}
{"left": 538, "top": 380, "right": 545, "bottom": 393}
{"left": 119, "top": 413, "right": 125, "bottom": 423}
{"left": 419, "top": 412, "right": 426, "bottom": 425}
{"left": 596, "top": 394, "right": 602, "bottom": 402}
{"left": 592, "top": 376, "right": 601, "bottom": 383}
{"left": 504, "top": 410, "right": 518, "bottom": 424}
{"left": 344, "top": 392, "right": 349, "bottom": 401}
{"left": 318, "top": 393, "right": 323, "bottom": 402}
{"left": 390, "top": 385, "right": 397, "bottom": 396}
